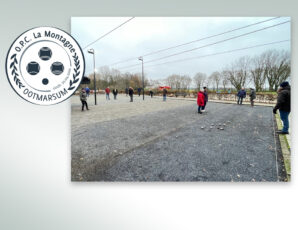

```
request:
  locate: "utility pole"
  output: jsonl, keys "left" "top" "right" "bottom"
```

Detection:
{"left": 138, "top": 56, "right": 144, "bottom": 100}
{"left": 88, "top": 49, "right": 97, "bottom": 105}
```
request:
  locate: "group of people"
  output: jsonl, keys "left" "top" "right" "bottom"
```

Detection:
{"left": 80, "top": 86, "right": 166, "bottom": 110}
{"left": 81, "top": 82, "right": 291, "bottom": 135}
{"left": 127, "top": 87, "right": 156, "bottom": 102}
{"left": 79, "top": 87, "right": 119, "bottom": 111}
{"left": 237, "top": 87, "right": 256, "bottom": 106}
{"left": 104, "top": 87, "right": 118, "bottom": 100}
{"left": 199, "top": 82, "right": 290, "bottom": 135}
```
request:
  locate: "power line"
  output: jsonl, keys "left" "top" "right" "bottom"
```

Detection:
{"left": 138, "top": 40, "right": 290, "bottom": 70}
{"left": 86, "top": 40, "right": 290, "bottom": 76}
{"left": 83, "top": 17, "right": 135, "bottom": 50}
{"left": 119, "top": 40, "right": 290, "bottom": 72}
{"left": 143, "top": 21, "right": 290, "bottom": 64}
{"left": 108, "top": 17, "right": 280, "bottom": 66}
{"left": 117, "top": 20, "right": 290, "bottom": 71}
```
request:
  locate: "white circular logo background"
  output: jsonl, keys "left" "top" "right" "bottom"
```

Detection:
{"left": 6, "top": 27, "right": 85, "bottom": 105}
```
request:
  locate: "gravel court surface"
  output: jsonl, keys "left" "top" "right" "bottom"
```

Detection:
{"left": 71, "top": 96, "right": 282, "bottom": 182}
{"left": 71, "top": 94, "right": 195, "bottom": 131}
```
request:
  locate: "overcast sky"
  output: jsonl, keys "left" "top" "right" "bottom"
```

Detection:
{"left": 71, "top": 17, "right": 290, "bottom": 80}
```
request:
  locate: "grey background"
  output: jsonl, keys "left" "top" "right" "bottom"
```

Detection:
{"left": 0, "top": 0, "right": 297, "bottom": 230}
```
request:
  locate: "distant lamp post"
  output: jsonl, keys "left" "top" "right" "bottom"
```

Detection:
{"left": 138, "top": 56, "right": 144, "bottom": 100}
{"left": 88, "top": 48, "right": 97, "bottom": 105}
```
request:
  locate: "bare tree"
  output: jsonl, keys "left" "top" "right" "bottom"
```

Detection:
{"left": 208, "top": 75, "right": 216, "bottom": 90}
{"left": 122, "top": 72, "right": 131, "bottom": 89}
{"left": 99, "top": 66, "right": 111, "bottom": 81}
{"left": 250, "top": 54, "right": 266, "bottom": 92}
{"left": 180, "top": 75, "right": 192, "bottom": 90}
{"left": 221, "top": 70, "right": 229, "bottom": 91}
{"left": 166, "top": 74, "right": 181, "bottom": 89}
{"left": 148, "top": 79, "right": 161, "bottom": 88}
{"left": 226, "top": 56, "right": 251, "bottom": 91}
{"left": 264, "top": 50, "right": 291, "bottom": 91}
{"left": 109, "top": 68, "right": 121, "bottom": 87}
{"left": 210, "top": 71, "right": 221, "bottom": 91}
{"left": 204, "top": 76, "right": 210, "bottom": 89}
{"left": 193, "top": 72, "right": 206, "bottom": 90}
{"left": 87, "top": 49, "right": 290, "bottom": 93}
{"left": 165, "top": 75, "right": 175, "bottom": 89}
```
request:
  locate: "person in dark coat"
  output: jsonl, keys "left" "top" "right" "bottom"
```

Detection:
{"left": 163, "top": 88, "right": 167, "bottom": 101}
{"left": 197, "top": 90, "right": 205, "bottom": 114}
{"left": 125, "top": 87, "right": 129, "bottom": 96}
{"left": 80, "top": 88, "right": 89, "bottom": 111}
{"left": 249, "top": 88, "right": 256, "bottom": 107}
{"left": 202, "top": 86, "right": 208, "bottom": 112}
{"left": 112, "top": 88, "right": 118, "bottom": 100}
{"left": 129, "top": 87, "right": 134, "bottom": 102}
{"left": 149, "top": 90, "right": 154, "bottom": 98}
{"left": 137, "top": 87, "right": 142, "bottom": 96}
{"left": 273, "top": 81, "right": 291, "bottom": 134}
{"left": 237, "top": 87, "right": 246, "bottom": 105}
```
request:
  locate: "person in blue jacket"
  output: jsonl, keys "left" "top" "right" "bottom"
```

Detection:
{"left": 237, "top": 87, "right": 246, "bottom": 105}
{"left": 85, "top": 87, "right": 90, "bottom": 97}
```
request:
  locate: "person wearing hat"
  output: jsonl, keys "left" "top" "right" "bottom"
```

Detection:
{"left": 249, "top": 88, "right": 256, "bottom": 107}
{"left": 273, "top": 81, "right": 291, "bottom": 134}
{"left": 80, "top": 88, "right": 89, "bottom": 111}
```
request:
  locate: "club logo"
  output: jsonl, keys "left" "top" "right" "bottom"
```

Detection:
{"left": 5, "top": 27, "right": 85, "bottom": 105}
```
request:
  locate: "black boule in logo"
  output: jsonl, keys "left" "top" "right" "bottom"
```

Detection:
{"left": 38, "top": 47, "right": 52, "bottom": 61}
{"left": 51, "top": 62, "right": 64, "bottom": 75}
{"left": 26, "top": 61, "right": 40, "bottom": 75}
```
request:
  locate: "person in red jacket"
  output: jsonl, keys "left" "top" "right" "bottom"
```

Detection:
{"left": 105, "top": 87, "right": 110, "bottom": 100}
{"left": 197, "top": 90, "right": 205, "bottom": 114}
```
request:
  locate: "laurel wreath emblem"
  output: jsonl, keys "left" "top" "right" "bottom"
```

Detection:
{"left": 68, "top": 52, "right": 81, "bottom": 90}
{"left": 9, "top": 54, "right": 25, "bottom": 89}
